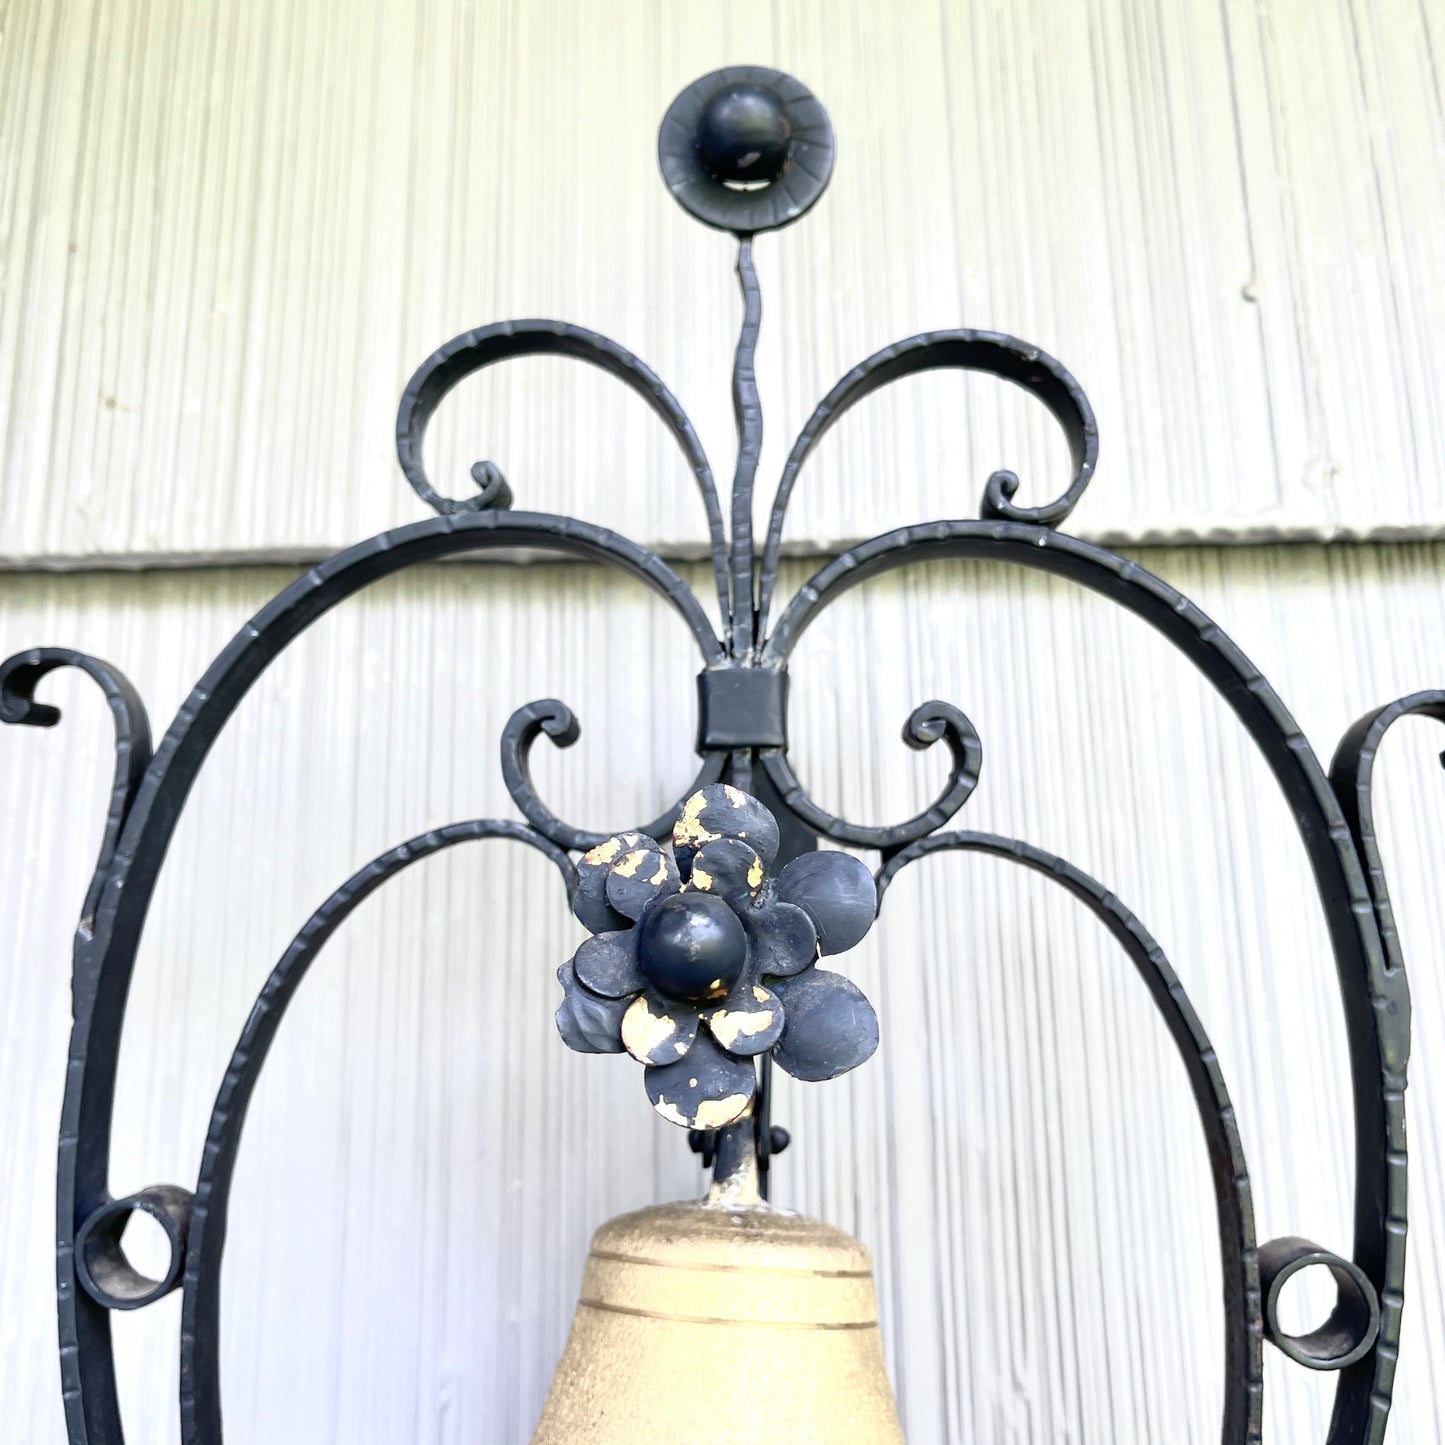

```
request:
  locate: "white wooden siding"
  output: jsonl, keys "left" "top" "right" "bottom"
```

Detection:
{"left": 0, "top": 0, "right": 1443, "bottom": 566}
{"left": 2, "top": 548, "right": 1443, "bottom": 1443}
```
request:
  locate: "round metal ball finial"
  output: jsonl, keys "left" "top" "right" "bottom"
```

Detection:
{"left": 697, "top": 84, "right": 792, "bottom": 185}
{"left": 639, "top": 893, "right": 747, "bottom": 1002}
{"left": 658, "top": 66, "right": 835, "bottom": 234}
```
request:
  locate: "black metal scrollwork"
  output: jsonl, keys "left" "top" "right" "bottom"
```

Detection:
{"left": 0, "top": 63, "right": 1428, "bottom": 1445}
{"left": 0, "top": 649, "right": 152, "bottom": 935}
{"left": 0, "top": 649, "right": 154, "bottom": 1444}
{"left": 757, "top": 699, "right": 983, "bottom": 853}
{"left": 500, "top": 697, "right": 727, "bottom": 851}
{"left": 1330, "top": 689, "right": 1444, "bottom": 1013}
{"left": 395, "top": 318, "right": 732, "bottom": 628}
{"left": 5, "top": 513, "right": 722, "bottom": 1445}
{"left": 755, "top": 329, "right": 1099, "bottom": 637}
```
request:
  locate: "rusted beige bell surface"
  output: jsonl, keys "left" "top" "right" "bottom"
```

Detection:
{"left": 530, "top": 1201, "right": 904, "bottom": 1444}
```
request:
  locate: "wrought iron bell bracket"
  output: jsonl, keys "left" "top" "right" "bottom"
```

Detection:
{"left": 0, "top": 63, "right": 1433, "bottom": 1445}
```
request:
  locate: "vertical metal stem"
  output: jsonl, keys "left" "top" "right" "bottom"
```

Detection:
{"left": 707, "top": 1111, "right": 761, "bottom": 1206}
{"left": 756, "top": 1055, "right": 774, "bottom": 1201}
{"left": 728, "top": 238, "right": 763, "bottom": 658}
{"left": 727, "top": 748, "right": 754, "bottom": 793}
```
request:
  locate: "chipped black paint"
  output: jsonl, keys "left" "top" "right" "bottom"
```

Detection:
{"left": 555, "top": 785, "right": 880, "bottom": 1131}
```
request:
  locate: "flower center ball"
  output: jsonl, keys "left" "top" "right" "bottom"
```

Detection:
{"left": 696, "top": 84, "right": 792, "bottom": 187}
{"left": 638, "top": 893, "right": 747, "bottom": 1003}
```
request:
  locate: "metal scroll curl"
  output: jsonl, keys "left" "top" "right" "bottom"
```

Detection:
{"left": 756, "top": 697, "right": 982, "bottom": 852}
{"left": 395, "top": 319, "right": 731, "bottom": 625}
{"left": 876, "top": 830, "right": 1264, "bottom": 1443}
{"left": 0, "top": 649, "right": 152, "bottom": 936}
{"left": 755, "top": 329, "right": 1099, "bottom": 635}
{"left": 0, "top": 648, "right": 155, "bottom": 1445}
{"left": 500, "top": 697, "right": 727, "bottom": 851}
{"left": 1330, "top": 689, "right": 1445, "bottom": 1012}
{"left": 1323, "top": 691, "right": 1442, "bottom": 1403}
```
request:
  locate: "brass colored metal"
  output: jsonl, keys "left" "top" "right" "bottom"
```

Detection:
{"left": 530, "top": 1201, "right": 905, "bottom": 1443}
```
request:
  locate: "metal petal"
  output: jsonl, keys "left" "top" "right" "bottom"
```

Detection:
{"left": 621, "top": 988, "right": 700, "bottom": 1065}
{"left": 573, "top": 831, "right": 648, "bottom": 932}
{"left": 673, "top": 784, "right": 780, "bottom": 874}
{"left": 775, "top": 850, "right": 877, "bottom": 954}
{"left": 644, "top": 1030, "right": 756, "bottom": 1129}
{"left": 689, "top": 837, "right": 765, "bottom": 903}
{"left": 555, "top": 963, "right": 628, "bottom": 1054}
{"left": 705, "top": 981, "right": 784, "bottom": 1056}
{"left": 572, "top": 928, "right": 645, "bottom": 998}
{"left": 770, "top": 969, "right": 879, "bottom": 1081}
{"left": 604, "top": 844, "right": 681, "bottom": 920}
{"left": 739, "top": 894, "right": 818, "bottom": 978}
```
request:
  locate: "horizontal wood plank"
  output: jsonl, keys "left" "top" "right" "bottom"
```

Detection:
{"left": 0, "top": 0, "right": 1442, "bottom": 567}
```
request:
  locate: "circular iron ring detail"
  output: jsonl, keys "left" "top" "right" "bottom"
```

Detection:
{"left": 1260, "top": 1236, "right": 1381, "bottom": 1370}
{"left": 75, "top": 1185, "right": 192, "bottom": 1311}
{"left": 658, "top": 66, "right": 835, "bottom": 234}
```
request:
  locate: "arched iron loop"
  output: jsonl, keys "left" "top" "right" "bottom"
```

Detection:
{"left": 178, "top": 819, "right": 574, "bottom": 1445}
{"left": 500, "top": 697, "right": 728, "bottom": 851}
{"left": 4, "top": 511, "right": 719, "bottom": 1445}
{"left": 763, "top": 518, "right": 1403, "bottom": 1440}
{"left": 1259, "top": 1236, "right": 1382, "bottom": 1372}
{"left": 396, "top": 320, "right": 731, "bottom": 626}
{"left": 877, "top": 830, "right": 1263, "bottom": 1442}
{"left": 757, "top": 697, "right": 982, "bottom": 852}
{"left": 755, "top": 329, "right": 1099, "bottom": 635}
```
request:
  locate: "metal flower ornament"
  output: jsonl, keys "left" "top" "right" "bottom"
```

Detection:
{"left": 0, "top": 60, "right": 1435, "bottom": 1445}
{"left": 556, "top": 784, "right": 879, "bottom": 1129}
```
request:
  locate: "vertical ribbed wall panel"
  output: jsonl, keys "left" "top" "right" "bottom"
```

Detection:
{"left": 1, "top": 548, "right": 1441, "bottom": 1442}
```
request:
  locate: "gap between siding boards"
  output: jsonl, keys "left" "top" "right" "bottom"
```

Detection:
{"left": 0, "top": 525, "right": 1439, "bottom": 575}
{"left": 0, "top": 524, "right": 1442, "bottom": 575}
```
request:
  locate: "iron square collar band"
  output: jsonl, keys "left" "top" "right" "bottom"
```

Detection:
{"left": 696, "top": 667, "right": 789, "bottom": 752}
